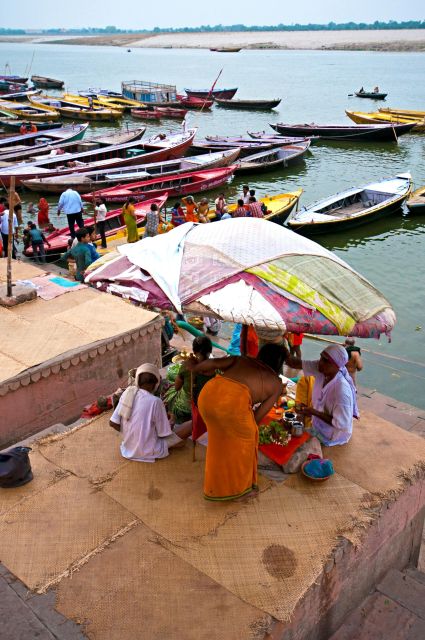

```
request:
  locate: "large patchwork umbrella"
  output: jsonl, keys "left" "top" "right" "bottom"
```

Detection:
{"left": 85, "top": 218, "right": 395, "bottom": 338}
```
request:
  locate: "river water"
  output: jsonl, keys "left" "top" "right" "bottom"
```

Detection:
{"left": 1, "top": 43, "right": 425, "bottom": 408}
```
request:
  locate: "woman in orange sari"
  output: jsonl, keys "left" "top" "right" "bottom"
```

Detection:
{"left": 37, "top": 198, "right": 50, "bottom": 227}
{"left": 182, "top": 196, "right": 198, "bottom": 222}
{"left": 186, "top": 344, "right": 286, "bottom": 501}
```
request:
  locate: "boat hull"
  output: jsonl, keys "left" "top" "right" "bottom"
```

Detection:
{"left": 355, "top": 92, "right": 387, "bottom": 100}
{"left": 0, "top": 118, "right": 61, "bottom": 131}
{"left": 185, "top": 88, "right": 237, "bottom": 99}
{"left": 0, "top": 129, "right": 197, "bottom": 186}
{"left": 21, "top": 148, "right": 240, "bottom": 194}
{"left": 215, "top": 98, "right": 281, "bottom": 110}
{"left": 81, "top": 167, "right": 235, "bottom": 203}
{"left": 271, "top": 122, "right": 414, "bottom": 142}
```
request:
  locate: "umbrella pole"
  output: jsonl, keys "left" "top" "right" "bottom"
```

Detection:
{"left": 192, "top": 439, "right": 196, "bottom": 462}
{"left": 191, "top": 370, "right": 196, "bottom": 462}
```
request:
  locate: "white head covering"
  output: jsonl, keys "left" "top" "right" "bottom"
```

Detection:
{"left": 323, "top": 344, "right": 349, "bottom": 368}
{"left": 322, "top": 344, "right": 359, "bottom": 418}
{"left": 117, "top": 363, "right": 161, "bottom": 420}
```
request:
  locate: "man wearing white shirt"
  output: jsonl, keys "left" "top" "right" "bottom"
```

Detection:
{"left": 0, "top": 208, "right": 19, "bottom": 259}
{"left": 57, "top": 188, "right": 84, "bottom": 238}
{"left": 110, "top": 363, "right": 191, "bottom": 462}
{"left": 94, "top": 197, "right": 108, "bottom": 248}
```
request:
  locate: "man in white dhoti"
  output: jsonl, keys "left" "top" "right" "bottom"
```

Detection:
{"left": 289, "top": 344, "right": 359, "bottom": 446}
{"left": 110, "top": 363, "right": 191, "bottom": 462}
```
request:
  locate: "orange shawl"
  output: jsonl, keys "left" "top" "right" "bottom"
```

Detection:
{"left": 198, "top": 376, "right": 258, "bottom": 501}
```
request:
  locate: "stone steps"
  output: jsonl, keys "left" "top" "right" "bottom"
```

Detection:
{"left": 329, "top": 567, "right": 425, "bottom": 640}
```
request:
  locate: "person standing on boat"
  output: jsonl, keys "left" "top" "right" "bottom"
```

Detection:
{"left": 94, "top": 197, "right": 107, "bottom": 248}
{"left": 122, "top": 196, "right": 139, "bottom": 243}
{"left": 57, "top": 188, "right": 85, "bottom": 239}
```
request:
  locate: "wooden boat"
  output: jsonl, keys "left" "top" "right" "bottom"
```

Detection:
{"left": 0, "top": 124, "right": 84, "bottom": 152}
{"left": 31, "top": 75, "right": 64, "bottom": 89}
{"left": 21, "top": 148, "right": 240, "bottom": 194}
{"left": 0, "top": 80, "right": 27, "bottom": 94}
{"left": 206, "top": 134, "right": 309, "bottom": 146}
{"left": 0, "top": 128, "right": 197, "bottom": 186}
{"left": 0, "top": 89, "right": 40, "bottom": 102}
{"left": 345, "top": 110, "right": 425, "bottom": 132}
{"left": 122, "top": 80, "right": 178, "bottom": 106}
{"left": 406, "top": 186, "right": 425, "bottom": 214}
{"left": 0, "top": 75, "right": 28, "bottom": 84}
{"left": 184, "top": 87, "right": 237, "bottom": 99}
{"left": 189, "top": 139, "right": 276, "bottom": 157}
{"left": 0, "top": 122, "right": 88, "bottom": 153}
{"left": 81, "top": 166, "right": 236, "bottom": 203}
{"left": 248, "top": 131, "right": 320, "bottom": 144}
{"left": 155, "top": 106, "right": 188, "bottom": 118}
{"left": 29, "top": 96, "right": 121, "bottom": 121}
{"left": 234, "top": 141, "right": 310, "bottom": 174}
{"left": 0, "top": 118, "right": 62, "bottom": 131}
{"left": 130, "top": 108, "right": 162, "bottom": 120}
{"left": 379, "top": 107, "right": 425, "bottom": 119}
{"left": 287, "top": 173, "right": 412, "bottom": 234}
{"left": 214, "top": 98, "right": 281, "bottom": 110}
{"left": 177, "top": 95, "right": 213, "bottom": 110}
{"left": 270, "top": 121, "right": 415, "bottom": 142}
{"left": 0, "top": 126, "right": 145, "bottom": 163}
{"left": 24, "top": 195, "right": 168, "bottom": 258}
{"left": 209, "top": 190, "right": 303, "bottom": 225}
{"left": 354, "top": 91, "right": 387, "bottom": 100}
{"left": 63, "top": 93, "right": 125, "bottom": 114}
{"left": 0, "top": 99, "right": 59, "bottom": 122}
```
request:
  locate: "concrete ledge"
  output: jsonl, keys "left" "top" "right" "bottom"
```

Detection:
{"left": 0, "top": 317, "right": 163, "bottom": 448}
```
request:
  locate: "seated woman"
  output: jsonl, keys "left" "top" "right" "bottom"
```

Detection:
{"left": 110, "top": 363, "right": 191, "bottom": 462}
{"left": 287, "top": 344, "right": 358, "bottom": 446}
{"left": 186, "top": 344, "right": 287, "bottom": 501}
{"left": 171, "top": 201, "right": 186, "bottom": 227}
{"left": 196, "top": 198, "right": 210, "bottom": 223}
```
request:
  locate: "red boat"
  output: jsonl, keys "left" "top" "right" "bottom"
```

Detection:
{"left": 24, "top": 195, "right": 168, "bottom": 258}
{"left": 155, "top": 106, "right": 188, "bottom": 118}
{"left": 82, "top": 166, "right": 236, "bottom": 203}
{"left": 131, "top": 108, "right": 162, "bottom": 120}
{"left": 184, "top": 87, "right": 237, "bottom": 100}
{"left": 0, "top": 128, "right": 197, "bottom": 186}
{"left": 177, "top": 95, "right": 213, "bottom": 110}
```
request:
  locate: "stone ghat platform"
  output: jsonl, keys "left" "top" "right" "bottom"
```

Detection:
{"left": 0, "top": 260, "right": 162, "bottom": 447}
{"left": 0, "top": 401, "right": 424, "bottom": 639}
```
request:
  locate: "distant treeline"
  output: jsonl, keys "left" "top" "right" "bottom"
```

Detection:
{"left": 2, "top": 20, "right": 425, "bottom": 35}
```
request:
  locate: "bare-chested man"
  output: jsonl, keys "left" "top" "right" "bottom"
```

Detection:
{"left": 185, "top": 344, "right": 287, "bottom": 501}
{"left": 344, "top": 338, "right": 363, "bottom": 386}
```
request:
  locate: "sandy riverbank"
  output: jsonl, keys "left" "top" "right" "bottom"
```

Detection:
{"left": 1, "top": 30, "right": 425, "bottom": 51}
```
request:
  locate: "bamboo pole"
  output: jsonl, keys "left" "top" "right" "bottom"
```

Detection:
{"left": 6, "top": 177, "right": 15, "bottom": 297}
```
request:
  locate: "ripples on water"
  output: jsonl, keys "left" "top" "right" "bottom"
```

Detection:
{"left": 1, "top": 44, "right": 425, "bottom": 407}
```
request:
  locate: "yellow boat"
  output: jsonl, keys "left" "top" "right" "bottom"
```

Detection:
{"left": 406, "top": 185, "right": 425, "bottom": 214}
{"left": 0, "top": 98, "right": 60, "bottom": 121}
{"left": 345, "top": 109, "right": 425, "bottom": 132}
{"left": 379, "top": 107, "right": 425, "bottom": 119}
{"left": 208, "top": 190, "right": 303, "bottom": 224}
{"left": 63, "top": 93, "right": 125, "bottom": 114}
{"left": 96, "top": 95, "right": 146, "bottom": 112}
{"left": 29, "top": 95, "right": 122, "bottom": 122}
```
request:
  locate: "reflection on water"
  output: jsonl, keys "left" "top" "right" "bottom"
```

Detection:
{"left": 1, "top": 43, "right": 425, "bottom": 407}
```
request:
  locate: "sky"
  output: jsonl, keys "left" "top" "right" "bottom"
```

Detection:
{"left": 2, "top": 0, "right": 424, "bottom": 30}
